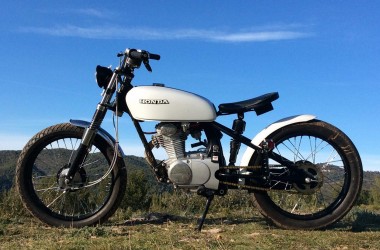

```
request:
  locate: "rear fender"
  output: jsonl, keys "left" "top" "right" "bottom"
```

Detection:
{"left": 240, "top": 115, "right": 316, "bottom": 166}
{"left": 70, "top": 119, "right": 125, "bottom": 158}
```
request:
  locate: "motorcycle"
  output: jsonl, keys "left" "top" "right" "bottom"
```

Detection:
{"left": 16, "top": 48, "right": 363, "bottom": 231}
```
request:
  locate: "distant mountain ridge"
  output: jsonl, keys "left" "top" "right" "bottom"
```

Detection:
{"left": 0, "top": 150, "right": 154, "bottom": 191}
{"left": 0, "top": 150, "right": 20, "bottom": 190}
{"left": 0, "top": 150, "right": 379, "bottom": 192}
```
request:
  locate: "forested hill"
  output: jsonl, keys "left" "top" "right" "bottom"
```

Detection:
{"left": 0, "top": 150, "right": 20, "bottom": 190}
{"left": 0, "top": 150, "right": 379, "bottom": 191}
{"left": 0, "top": 150, "right": 153, "bottom": 191}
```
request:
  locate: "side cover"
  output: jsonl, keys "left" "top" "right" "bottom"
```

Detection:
{"left": 240, "top": 115, "right": 316, "bottom": 166}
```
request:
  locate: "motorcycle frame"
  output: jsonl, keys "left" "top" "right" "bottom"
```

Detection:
{"left": 129, "top": 117, "right": 306, "bottom": 187}
{"left": 65, "top": 51, "right": 314, "bottom": 193}
{"left": 60, "top": 50, "right": 328, "bottom": 231}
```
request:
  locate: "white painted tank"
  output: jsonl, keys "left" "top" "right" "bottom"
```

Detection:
{"left": 126, "top": 86, "right": 217, "bottom": 121}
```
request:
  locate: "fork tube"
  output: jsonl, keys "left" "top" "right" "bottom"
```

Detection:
{"left": 66, "top": 74, "right": 118, "bottom": 181}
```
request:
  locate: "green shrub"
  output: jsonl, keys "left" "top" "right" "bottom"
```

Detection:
{"left": 0, "top": 188, "right": 27, "bottom": 221}
{"left": 149, "top": 189, "right": 254, "bottom": 216}
{"left": 356, "top": 189, "right": 374, "bottom": 205}
{"left": 370, "top": 177, "right": 380, "bottom": 205}
{"left": 119, "top": 170, "right": 152, "bottom": 211}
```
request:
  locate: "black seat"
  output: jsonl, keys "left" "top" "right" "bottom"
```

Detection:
{"left": 218, "top": 92, "right": 279, "bottom": 115}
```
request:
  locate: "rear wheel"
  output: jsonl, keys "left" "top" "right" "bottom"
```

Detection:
{"left": 249, "top": 120, "right": 362, "bottom": 229}
{"left": 16, "top": 123, "right": 127, "bottom": 227}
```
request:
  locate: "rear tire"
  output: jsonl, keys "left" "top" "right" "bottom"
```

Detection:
{"left": 249, "top": 120, "right": 362, "bottom": 229}
{"left": 16, "top": 123, "right": 127, "bottom": 227}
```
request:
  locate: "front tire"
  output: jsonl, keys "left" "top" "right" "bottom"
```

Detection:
{"left": 16, "top": 123, "right": 127, "bottom": 227}
{"left": 250, "top": 120, "right": 362, "bottom": 229}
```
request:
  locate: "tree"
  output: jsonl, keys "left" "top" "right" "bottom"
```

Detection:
{"left": 370, "top": 177, "right": 380, "bottom": 205}
{"left": 120, "top": 170, "right": 151, "bottom": 211}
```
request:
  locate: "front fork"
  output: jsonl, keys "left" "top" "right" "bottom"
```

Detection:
{"left": 65, "top": 73, "right": 118, "bottom": 183}
{"left": 65, "top": 104, "right": 108, "bottom": 182}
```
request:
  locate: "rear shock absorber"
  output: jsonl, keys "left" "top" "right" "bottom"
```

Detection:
{"left": 228, "top": 113, "right": 246, "bottom": 166}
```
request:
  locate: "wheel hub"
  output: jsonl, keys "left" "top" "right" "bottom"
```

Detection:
{"left": 57, "top": 165, "right": 87, "bottom": 191}
{"left": 293, "top": 161, "right": 323, "bottom": 194}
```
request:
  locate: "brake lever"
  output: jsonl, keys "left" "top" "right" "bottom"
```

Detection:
{"left": 143, "top": 60, "right": 152, "bottom": 72}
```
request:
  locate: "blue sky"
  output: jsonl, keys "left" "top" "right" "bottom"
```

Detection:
{"left": 0, "top": 1, "right": 379, "bottom": 171}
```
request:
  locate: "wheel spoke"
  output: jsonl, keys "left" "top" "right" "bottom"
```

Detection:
{"left": 16, "top": 123, "right": 125, "bottom": 227}
{"left": 291, "top": 197, "right": 303, "bottom": 213}
{"left": 251, "top": 121, "right": 362, "bottom": 230}
{"left": 267, "top": 133, "right": 348, "bottom": 216}
{"left": 47, "top": 190, "right": 67, "bottom": 208}
{"left": 30, "top": 134, "right": 114, "bottom": 220}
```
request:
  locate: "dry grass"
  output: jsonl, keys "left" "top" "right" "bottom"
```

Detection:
{"left": 1, "top": 206, "right": 380, "bottom": 250}
{"left": 2, "top": 186, "right": 380, "bottom": 249}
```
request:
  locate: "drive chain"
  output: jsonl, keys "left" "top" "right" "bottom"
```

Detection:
{"left": 218, "top": 165, "right": 298, "bottom": 193}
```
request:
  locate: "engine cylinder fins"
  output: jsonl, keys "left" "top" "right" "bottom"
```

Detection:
{"left": 154, "top": 123, "right": 187, "bottom": 159}
{"left": 156, "top": 123, "right": 178, "bottom": 136}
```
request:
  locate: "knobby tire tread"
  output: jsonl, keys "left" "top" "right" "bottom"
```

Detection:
{"left": 16, "top": 123, "right": 127, "bottom": 228}
{"left": 250, "top": 120, "right": 363, "bottom": 230}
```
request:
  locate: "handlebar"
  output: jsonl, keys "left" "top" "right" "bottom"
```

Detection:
{"left": 118, "top": 49, "right": 160, "bottom": 61}
{"left": 117, "top": 48, "right": 160, "bottom": 72}
{"left": 129, "top": 50, "right": 161, "bottom": 61}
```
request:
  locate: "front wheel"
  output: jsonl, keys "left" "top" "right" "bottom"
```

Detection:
{"left": 249, "top": 120, "right": 362, "bottom": 229}
{"left": 16, "top": 123, "right": 127, "bottom": 227}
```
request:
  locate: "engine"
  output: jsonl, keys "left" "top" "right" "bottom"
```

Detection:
{"left": 152, "top": 122, "right": 219, "bottom": 190}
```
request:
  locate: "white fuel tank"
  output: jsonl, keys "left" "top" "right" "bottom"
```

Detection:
{"left": 126, "top": 86, "right": 217, "bottom": 121}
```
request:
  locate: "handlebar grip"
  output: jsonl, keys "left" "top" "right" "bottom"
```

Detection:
{"left": 149, "top": 53, "right": 160, "bottom": 60}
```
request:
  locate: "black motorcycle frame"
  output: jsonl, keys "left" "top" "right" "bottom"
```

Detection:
{"left": 64, "top": 49, "right": 316, "bottom": 230}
